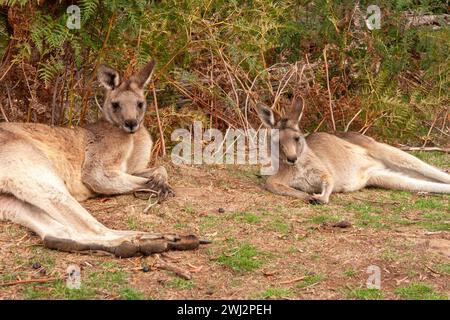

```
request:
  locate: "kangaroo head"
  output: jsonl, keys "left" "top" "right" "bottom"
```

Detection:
{"left": 97, "top": 60, "right": 155, "bottom": 133}
{"left": 256, "top": 97, "right": 305, "bottom": 166}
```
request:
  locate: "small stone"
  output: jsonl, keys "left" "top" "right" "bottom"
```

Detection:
{"left": 218, "top": 208, "right": 225, "bottom": 213}
{"left": 142, "top": 266, "right": 150, "bottom": 273}
{"left": 39, "top": 268, "right": 47, "bottom": 276}
{"left": 32, "top": 262, "right": 41, "bottom": 269}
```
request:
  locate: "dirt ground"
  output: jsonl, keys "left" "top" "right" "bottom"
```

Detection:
{"left": 0, "top": 151, "right": 449, "bottom": 300}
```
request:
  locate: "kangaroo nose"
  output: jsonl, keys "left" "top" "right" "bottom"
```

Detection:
{"left": 124, "top": 120, "right": 138, "bottom": 132}
{"left": 287, "top": 156, "right": 297, "bottom": 165}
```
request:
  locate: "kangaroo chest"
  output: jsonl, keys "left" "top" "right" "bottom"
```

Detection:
{"left": 120, "top": 128, "right": 153, "bottom": 173}
{"left": 289, "top": 166, "right": 323, "bottom": 193}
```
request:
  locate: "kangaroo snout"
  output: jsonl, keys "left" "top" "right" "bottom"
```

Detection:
{"left": 124, "top": 120, "right": 138, "bottom": 133}
{"left": 286, "top": 156, "right": 297, "bottom": 165}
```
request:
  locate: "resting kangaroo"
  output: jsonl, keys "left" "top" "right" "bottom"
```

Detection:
{"left": 0, "top": 60, "right": 202, "bottom": 257}
{"left": 256, "top": 97, "right": 450, "bottom": 204}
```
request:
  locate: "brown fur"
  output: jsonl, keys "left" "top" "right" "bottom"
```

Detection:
{"left": 257, "top": 98, "right": 450, "bottom": 204}
{"left": 0, "top": 60, "right": 197, "bottom": 257}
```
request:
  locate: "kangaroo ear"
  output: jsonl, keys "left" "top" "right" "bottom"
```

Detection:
{"left": 97, "top": 64, "right": 120, "bottom": 90}
{"left": 256, "top": 103, "right": 276, "bottom": 128}
{"left": 132, "top": 60, "right": 156, "bottom": 88}
{"left": 290, "top": 96, "right": 304, "bottom": 123}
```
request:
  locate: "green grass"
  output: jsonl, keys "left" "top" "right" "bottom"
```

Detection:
{"left": 269, "top": 218, "right": 291, "bottom": 234}
{"left": 233, "top": 212, "right": 261, "bottom": 224}
{"left": 23, "top": 280, "right": 97, "bottom": 300}
{"left": 419, "top": 212, "right": 450, "bottom": 231}
{"left": 346, "top": 288, "right": 383, "bottom": 300}
{"left": 395, "top": 283, "right": 448, "bottom": 300}
{"left": 183, "top": 202, "right": 197, "bottom": 215}
{"left": 23, "top": 261, "right": 129, "bottom": 300}
{"left": 435, "top": 263, "right": 450, "bottom": 275}
{"left": 126, "top": 216, "right": 139, "bottom": 230}
{"left": 297, "top": 274, "right": 324, "bottom": 289}
{"left": 344, "top": 268, "right": 358, "bottom": 278}
{"left": 345, "top": 202, "right": 385, "bottom": 228}
{"left": 167, "top": 278, "right": 195, "bottom": 290}
{"left": 119, "top": 288, "right": 146, "bottom": 300}
{"left": 218, "top": 243, "right": 264, "bottom": 273}
{"left": 309, "top": 214, "right": 339, "bottom": 225}
{"left": 411, "top": 152, "right": 449, "bottom": 168}
{"left": 257, "top": 287, "right": 294, "bottom": 299}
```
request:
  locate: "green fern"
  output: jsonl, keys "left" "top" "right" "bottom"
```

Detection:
{"left": 79, "top": 0, "right": 99, "bottom": 23}
{"left": 38, "top": 59, "right": 64, "bottom": 88}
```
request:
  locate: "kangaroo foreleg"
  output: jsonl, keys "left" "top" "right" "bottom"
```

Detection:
{"left": 265, "top": 178, "right": 319, "bottom": 204}
{"left": 311, "top": 179, "right": 334, "bottom": 204}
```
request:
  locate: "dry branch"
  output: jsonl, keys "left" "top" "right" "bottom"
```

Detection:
{"left": 398, "top": 146, "right": 449, "bottom": 153}
{"left": 0, "top": 277, "right": 63, "bottom": 287}
{"left": 155, "top": 255, "right": 192, "bottom": 280}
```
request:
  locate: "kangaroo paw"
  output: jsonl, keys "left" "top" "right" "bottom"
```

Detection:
{"left": 311, "top": 193, "right": 329, "bottom": 205}
{"left": 144, "top": 175, "right": 175, "bottom": 202}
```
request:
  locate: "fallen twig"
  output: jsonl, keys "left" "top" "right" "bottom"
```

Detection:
{"left": 155, "top": 255, "right": 192, "bottom": 280}
{"left": 398, "top": 145, "right": 449, "bottom": 153}
{"left": 279, "top": 276, "right": 306, "bottom": 285}
{"left": 0, "top": 277, "right": 63, "bottom": 287}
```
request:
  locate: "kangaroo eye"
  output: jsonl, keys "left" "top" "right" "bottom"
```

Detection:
{"left": 112, "top": 102, "right": 120, "bottom": 111}
{"left": 137, "top": 102, "right": 144, "bottom": 109}
{"left": 294, "top": 137, "right": 300, "bottom": 142}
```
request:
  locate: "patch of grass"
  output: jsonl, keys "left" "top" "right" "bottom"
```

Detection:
{"left": 167, "top": 278, "right": 195, "bottom": 290}
{"left": 346, "top": 287, "right": 383, "bottom": 300}
{"left": 419, "top": 212, "right": 450, "bottom": 231}
{"left": 297, "top": 274, "right": 324, "bottom": 289}
{"left": 309, "top": 214, "right": 339, "bottom": 225}
{"left": 413, "top": 198, "right": 445, "bottom": 210}
{"left": 344, "top": 268, "right": 358, "bottom": 278}
{"left": 380, "top": 248, "right": 400, "bottom": 262}
{"left": 183, "top": 202, "right": 197, "bottom": 215}
{"left": 200, "top": 215, "right": 221, "bottom": 230}
{"left": 23, "top": 280, "right": 97, "bottom": 300}
{"left": 30, "top": 247, "right": 56, "bottom": 271}
{"left": 435, "top": 263, "right": 450, "bottom": 275}
{"left": 258, "top": 287, "right": 294, "bottom": 299}
{"left": 269, "top": 218, "right": 290, "bottom": 234}
{"left": 345, "top": 202, "right": 385, "bottom": 228}
{"left": 126, "top": 216, "right": 139, "bottom": 230}
{"left": 345, "top": 202, "right": 382, "bottom": 214}
{"left": 218, "top": 243, "right": 263, "bottom": 273}
{"left": 119, "top": 288, "right": 146, "bottom": 300}
{"left": 234, "top": 212, "right": 261, "bottom": 224}
{"left": 395, "top": 282, "right": 448, "bottom": 300}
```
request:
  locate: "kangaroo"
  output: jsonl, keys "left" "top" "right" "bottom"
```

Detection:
{"left": 256, "top": 97, "right": 450, "bottom": 204}
{"left": 0, "top": 60, "right": 203, "bottom": 257}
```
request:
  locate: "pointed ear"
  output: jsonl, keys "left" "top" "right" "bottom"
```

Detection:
{"left": 97, "top": 64, "right": 120, "bottom": 90}
{"left": 290, "top": 96, "right": 304, "bottom": 123}
{"left": 132, "top": 60, "right": 156, "bottom": 88}
{"left": 256, "top": 103, "right": 276, "bottom": 128}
